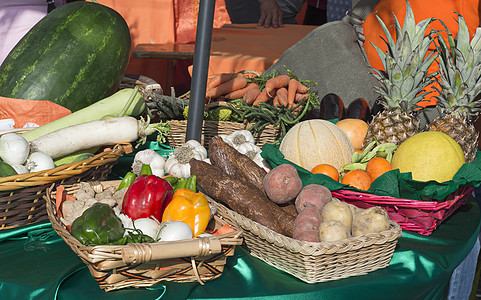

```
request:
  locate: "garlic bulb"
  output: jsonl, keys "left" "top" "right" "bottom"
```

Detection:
{"left": 220, "top": 130, "right": 256, "bottom": 150}
{"left": 164, "top": 140, "right": 207, "bottom": 178}
{"left": 131, "top": 149, "right": 166, "bottom": 177}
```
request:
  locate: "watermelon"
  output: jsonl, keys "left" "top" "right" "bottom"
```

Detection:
{"left": 0, "top": 2, "right": 131, "bottom": 112}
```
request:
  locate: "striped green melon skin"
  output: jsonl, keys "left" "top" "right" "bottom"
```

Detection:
{"left": 0, "top": 2, "right": 131, "bottom": 112}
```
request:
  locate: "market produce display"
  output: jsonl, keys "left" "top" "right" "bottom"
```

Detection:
{"left": 2, "top": 0, "right": 481, "bottom": 293}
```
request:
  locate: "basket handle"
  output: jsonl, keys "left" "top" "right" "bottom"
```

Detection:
{"left": 121, "top": 236, "right": 222, "bottom": 264}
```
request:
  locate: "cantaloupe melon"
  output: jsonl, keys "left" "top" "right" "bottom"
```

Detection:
{"left": 279, "top": 120, "right": 354, "bottom": 171}
{"left": 391, "top": 131, "right": 465, "bottom": 182}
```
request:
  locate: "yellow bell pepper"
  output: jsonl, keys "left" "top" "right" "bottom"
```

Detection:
{"left": 161, "top": 188, "right": 211, "bottom": 237}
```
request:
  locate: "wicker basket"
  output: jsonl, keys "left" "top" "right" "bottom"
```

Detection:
{"left": 45, "top": 180, "right": 243, "bottom": 292}
{"left": 211, "top": 199, "right": 402, "bottom": 284}
{"left": 331, "top": 186, "right": 474, "bottom": 236}
{"left": 0, "top": 128, "right": 131, "bottom": 229}
{"left": 167, "top": 119, "right": 282, "bottom": 148}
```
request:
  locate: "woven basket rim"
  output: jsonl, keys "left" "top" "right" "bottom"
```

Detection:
{"left": 331, "top": 186, "right": 474, "bottom": 210}
{"left": 0, "top": 143, "right": 131, "bottom": 191}
{"left": 211, "top": 198, "right": 402, "bottom": 256}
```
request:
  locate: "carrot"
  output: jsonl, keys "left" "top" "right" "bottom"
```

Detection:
{"left": 287, "top": 78, "right": 299, "bottom": 108}
{"left": 273, "top": 95, "right": 280, "bottom": 106}
{"left": 264, "top": 75, "right": 290, "bottom": 97}
{"left": 296, "top": 82, "right": 309, "bottom": 94}
{"left": 253, "top": 89, "right": 271, "bottom": 106}
{"left": 224, "top": 82, "right": 258, "bottom": 100}
{"left": 205, "top": 76, "right": 248, "bottom": 99}
{"left": 206, "top": 72, "right": 240, "bottom": 91}
{"left": 243, "top": 86, "right": 262, "bottom": 105}
{"left": 276, "top": 87, "right": 288, "bottom": 107}
{"left": 295, "top": 93, "right": 309, "bottom": 103}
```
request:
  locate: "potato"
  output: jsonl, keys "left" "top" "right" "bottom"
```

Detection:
{"left": 352, "top": 206, "right": 390, "bottom": 237}
{"left": 347, "top": 203, "right": 362, "bottom": 216}
{"left": 295, "top": 184, "right": 332, "bottom": 213}
{"left": 263, "top": 164, "right": 303, "bottom": 204}
{"left": 320, "top": 199, "right": 353, "bottom": 231}
{"left": 292, "top": 204, "right": 322, "bottom": 242}
{"left": 319, "top": 220, "right": 351, "bottom": 242}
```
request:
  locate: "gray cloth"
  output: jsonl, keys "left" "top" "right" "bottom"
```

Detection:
{"left": 264, "top": 20, "right": 381, "bottom": 107}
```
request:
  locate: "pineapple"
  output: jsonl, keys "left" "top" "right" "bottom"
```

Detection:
{"left": 363, "top": 2, "right": 437, "bottom": 147}
{"left": 427, "top": 13, "right": 481, "bottom": 162}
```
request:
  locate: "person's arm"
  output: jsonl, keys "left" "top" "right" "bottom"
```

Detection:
{"left": 257, "top": 0, "right": 284, "bottom": 27}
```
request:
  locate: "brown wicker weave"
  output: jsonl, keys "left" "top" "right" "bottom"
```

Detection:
{"left": 45, "top": 180, "right": 243, "bottom": 292}
{"left": 167, "top": 119, "right": 283, "bottom": 149}
{"left": 0, "top": 128, "right": 130, "bottom": 229}
{"left": 211, "top": 199, "right": 402, "bottom": 284}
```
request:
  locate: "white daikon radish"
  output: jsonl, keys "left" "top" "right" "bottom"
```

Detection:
{"left": 30, "top": 117, "right": 170, "bottom": 159}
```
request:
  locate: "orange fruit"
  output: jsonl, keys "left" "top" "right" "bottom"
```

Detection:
{"left": 366, "top": 157, "right": 392, "bottom": 182}
{"left": 341, "top": 169, "right": 371, "bottom": 191}
{"left": 311, "top": 163, "right": 340, "bottom": 182}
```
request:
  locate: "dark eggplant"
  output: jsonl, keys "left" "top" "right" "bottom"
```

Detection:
{"left": 345, "top": 98, "right": 371, "bottom": 121}
{"left": 305, "top": 93, "right": 344, "bottom": 120}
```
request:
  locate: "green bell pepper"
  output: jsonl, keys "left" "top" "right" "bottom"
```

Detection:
{"left": 71, "top": 202, "right": 125, "bottom": 246}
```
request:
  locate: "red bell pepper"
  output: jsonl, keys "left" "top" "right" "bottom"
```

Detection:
{"left": 122, "top": 175, "right": 174, "bottom": 222}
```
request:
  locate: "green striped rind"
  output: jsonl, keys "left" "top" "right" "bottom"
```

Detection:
{"left": 0, "top": 2, "right": 131, "bottom": 112}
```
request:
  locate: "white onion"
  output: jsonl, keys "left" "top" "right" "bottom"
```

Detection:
{"left": 132, "top": 217, "right": 161, "bottom": 240}
{"left": 0, "top": 133, "right": 30, "bottom": 165}
{"left": 157, "top": 221, "right": 193, "bottom": 242}
{"left": 26, "top": 152, "right": 55, "bottom": 172}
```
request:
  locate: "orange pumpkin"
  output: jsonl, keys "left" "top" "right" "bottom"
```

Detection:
{"left": 335, "top": 118, "right": 369, "bottom": 150}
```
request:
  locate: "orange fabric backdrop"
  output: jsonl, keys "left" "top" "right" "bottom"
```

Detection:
{"left": 95, "top": 0, "right": 230, "bottom": 95}
{"left": 362, "top": 0, "right": 481, "bottom": 106}
{"left": 190, "top": 24, "right": 315, "bottom": 77}
{"left": 0, "top": 98, "right": 71, "bottom": 127}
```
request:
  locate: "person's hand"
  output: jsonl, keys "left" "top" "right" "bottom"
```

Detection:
{"left": 257, "top": 0, "right": 284, "bottom": 28}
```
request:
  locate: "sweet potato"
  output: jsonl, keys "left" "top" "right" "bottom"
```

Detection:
{"left": 292, "top": 204, "right": 321, "bottom": 242}
{"left": 263, "top": 164, "right": 303, "bottom": 204}
{"left": 295, "top": 184, "right": 332, "bottom": 213}
{"left": 190, "top": 159, "right": 295, "bottom": 237}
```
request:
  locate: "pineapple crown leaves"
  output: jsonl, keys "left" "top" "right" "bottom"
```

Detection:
{"left": 370, "top": 1, "right": 437, "bottom": 110}
{"left": 433, "top": 13, "right": 481, "bottom": 117}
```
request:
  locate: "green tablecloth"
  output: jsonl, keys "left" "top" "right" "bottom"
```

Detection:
{"left": 0, "top": 195, "right": 479, "bottom": 300}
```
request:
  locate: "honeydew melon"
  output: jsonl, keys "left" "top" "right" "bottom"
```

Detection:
{"left": 391, "top": 131, "right": 465, "bottom": 182}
